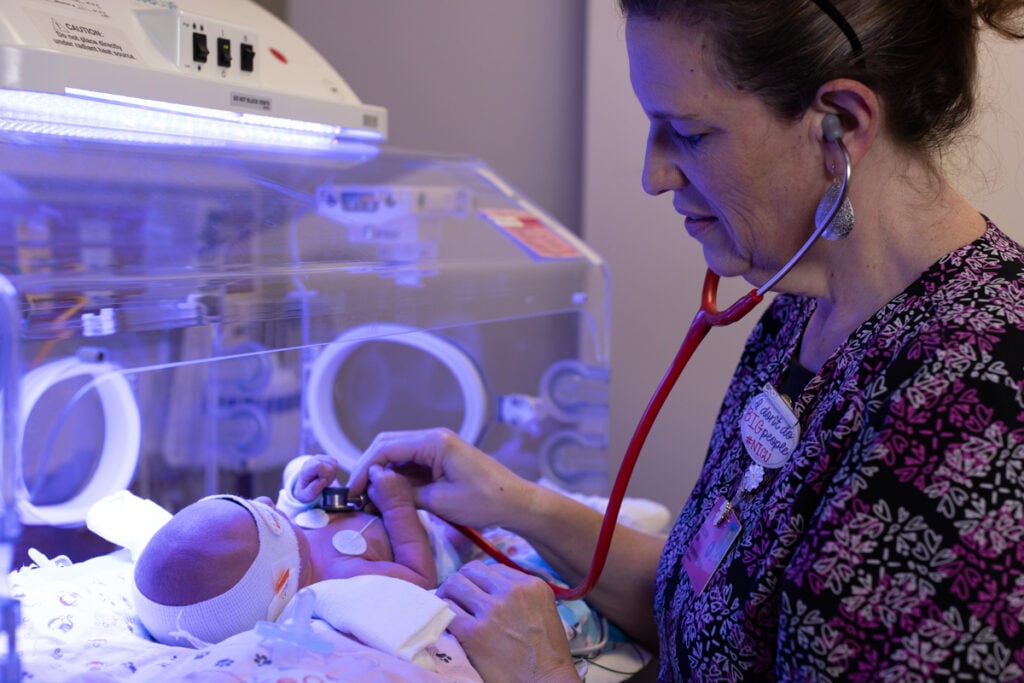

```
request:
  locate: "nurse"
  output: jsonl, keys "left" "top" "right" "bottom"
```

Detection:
{"left": 349, "top": 1, "right": 1024, "bottom": 680}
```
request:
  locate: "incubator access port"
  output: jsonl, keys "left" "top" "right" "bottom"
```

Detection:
{"left": 540, "top": 359, "right": 609, "bottom": 423}
{"left": 540, "top": 430, "right": 609, "bottom": 492}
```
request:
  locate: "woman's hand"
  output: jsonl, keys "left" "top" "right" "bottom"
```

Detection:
{"left": 346, "top": 428, "right": 532, "bottom": 530}
{"left": 438, "top": 561, "right": 580, "bottom": 683}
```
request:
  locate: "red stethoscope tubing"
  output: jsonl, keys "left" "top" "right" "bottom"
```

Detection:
{"left": 451, "top": 131, "right": 849, "bottom": 599}
{"left": 453, "top": 269, "right": 763, "bottom": 600}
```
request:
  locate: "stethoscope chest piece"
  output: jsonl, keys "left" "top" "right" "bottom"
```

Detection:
{"left": 318, "top": 486, "right": 366, "bottom": 513}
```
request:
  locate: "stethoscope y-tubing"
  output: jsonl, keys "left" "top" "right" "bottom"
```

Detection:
{"left": 455, "top": 133, "right": 852, "bottom": 601}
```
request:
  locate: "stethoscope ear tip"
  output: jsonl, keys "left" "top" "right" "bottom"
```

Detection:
{"left": 822, "top": 113, "right": 844, "bottom": 142}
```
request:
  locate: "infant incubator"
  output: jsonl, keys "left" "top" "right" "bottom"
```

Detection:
{"left": 0, "top": 0, "right": 610, "bottom": 675}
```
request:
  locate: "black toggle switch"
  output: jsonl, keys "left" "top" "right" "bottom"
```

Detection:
{"left": 217, "top": 37, "right": 231, "bottom": 67}
{"left": 240, "top": 43, "right": 255, "bottom": 72}
{"left": 192, "top": 32, "right": 209, "bottom": 63}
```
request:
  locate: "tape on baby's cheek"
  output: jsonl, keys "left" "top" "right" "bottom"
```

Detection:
{"left": 248, "top": 501, "right": 300, "bottom": 620}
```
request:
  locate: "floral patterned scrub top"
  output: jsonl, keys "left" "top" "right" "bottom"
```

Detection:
{"left": 655, "top": 223, "right": 1024, "bottom": 682}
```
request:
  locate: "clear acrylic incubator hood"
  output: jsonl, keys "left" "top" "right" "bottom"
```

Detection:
{"left": 0, "top": 0, "right": 610, "bottom": 676}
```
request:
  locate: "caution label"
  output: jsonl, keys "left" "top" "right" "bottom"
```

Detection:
{"left": 30, "top": 10, "right": 141, "bottom": 63}
{"left": 481, "top": 208, "right": 582, "bottom": 260}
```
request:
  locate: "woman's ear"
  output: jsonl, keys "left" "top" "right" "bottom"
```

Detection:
{"left": 811, "top": 78, "right": 879, "bottom": 168}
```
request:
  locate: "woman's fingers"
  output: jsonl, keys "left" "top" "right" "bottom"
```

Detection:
{"left": 438, "top": 561, "right": 541, "bottom": 629}
{"left": 437, "top": 562, "right": 576, "bottom": 683}
{"left": 438, "top": 573, "right": 487, "bottom": 623}
{"left": 346, "top": 428, "right": 459, "bottom": 493}
{"left": 345, "top": 428, "right": 524, "bottom": 529}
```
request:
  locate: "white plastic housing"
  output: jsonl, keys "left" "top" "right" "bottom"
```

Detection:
{"left": 0, "top": 0, "right": 386, "bottom": 140}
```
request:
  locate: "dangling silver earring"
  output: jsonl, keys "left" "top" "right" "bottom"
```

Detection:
{"left": 816, "top": 176, "right": 854, "bottom": 240}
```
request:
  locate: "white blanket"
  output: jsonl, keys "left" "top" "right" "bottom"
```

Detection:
{"left": 307, "top": 575, "right": 455, "bottom": 669}
{"left": 11, "top": 551, "right": 481, "bottom": 683}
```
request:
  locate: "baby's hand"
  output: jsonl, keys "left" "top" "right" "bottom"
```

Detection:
{"left": 367, "top": 465, "right": 437, "bottom": 588}
{"left": 367, "top": 465, "right": 416, "bottom": 515}
{"left": 293, "top": 454, "right": 340, "bottom": 504}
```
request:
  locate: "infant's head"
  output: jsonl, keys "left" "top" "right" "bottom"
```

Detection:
{"left": 132, "top": 495, "right": 301, "bottom": 646}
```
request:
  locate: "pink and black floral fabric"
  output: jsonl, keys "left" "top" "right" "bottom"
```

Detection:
{"left": 656, "top": 222, "right": 1024, "bottom": 682}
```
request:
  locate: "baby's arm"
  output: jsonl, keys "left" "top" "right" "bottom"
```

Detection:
{"left": 367, "top": 465, "right": 438, "bottom": 589}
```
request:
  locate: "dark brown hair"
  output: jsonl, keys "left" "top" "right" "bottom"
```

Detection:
{"left": 619, "top": 0, "right": 1024, "bottom": 153}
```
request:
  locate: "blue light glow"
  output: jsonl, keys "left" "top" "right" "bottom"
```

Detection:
{"left": 0, "top": 88, "right": 384, "bottom": 152}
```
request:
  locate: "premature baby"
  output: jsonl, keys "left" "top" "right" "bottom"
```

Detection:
{"left": 132, "top": 455, "right": 440, "bottom": 646}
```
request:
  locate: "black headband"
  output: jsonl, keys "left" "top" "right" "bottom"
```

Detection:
{"left": 809, "top": 0, "right": 865, "bottom": 66}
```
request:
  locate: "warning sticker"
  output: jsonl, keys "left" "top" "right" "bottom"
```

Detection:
{"left": 231, "top": 93, "right": 272, "bottom": 112}
{"left": 29, "top": 10, "right": 141, "bottom": 63}
{"left": 481, "top": 208, "right": 582, "bottom": 260}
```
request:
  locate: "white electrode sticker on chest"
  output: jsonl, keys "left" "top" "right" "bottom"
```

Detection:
{"left": 739, "top": 383, "right": 800, "bottom": 469}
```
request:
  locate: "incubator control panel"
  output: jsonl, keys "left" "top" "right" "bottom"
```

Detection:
{"left": 136, "top": 9, "right": 260, "bottom": 81}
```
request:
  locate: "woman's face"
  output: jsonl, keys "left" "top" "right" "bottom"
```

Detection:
{"left": 626, "top": 16, "right": 827, "bottom": 287}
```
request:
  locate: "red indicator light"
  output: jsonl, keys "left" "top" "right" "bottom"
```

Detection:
{"left": 269, "top": 47, "right": 288, "bottom": 64}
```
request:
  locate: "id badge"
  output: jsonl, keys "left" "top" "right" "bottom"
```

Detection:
{"left": 681, "top": 496, "right": 742, "bottom": 595}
